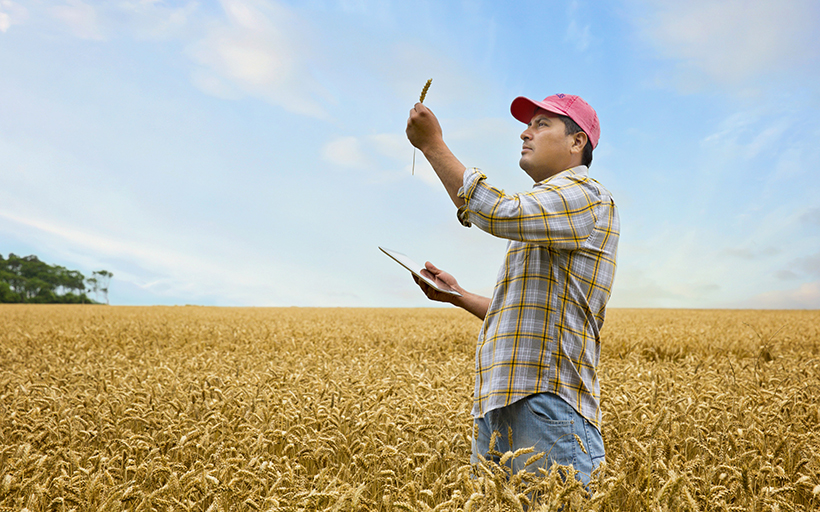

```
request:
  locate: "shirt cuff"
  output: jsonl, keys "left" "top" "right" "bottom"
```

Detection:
{"left": 457, "top": 168, "right": 485, "bottom": 227}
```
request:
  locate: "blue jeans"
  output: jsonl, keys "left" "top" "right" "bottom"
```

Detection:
{"left": 470, "top": 392, "right": 605, "bottom": 486}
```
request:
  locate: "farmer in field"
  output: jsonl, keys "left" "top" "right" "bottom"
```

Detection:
{"left": 405, "top": 93, "right": 619, "bottom": 485}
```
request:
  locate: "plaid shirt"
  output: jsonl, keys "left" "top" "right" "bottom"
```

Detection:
{"left": 457, "top": 166, "right": 619, "bottom": 431}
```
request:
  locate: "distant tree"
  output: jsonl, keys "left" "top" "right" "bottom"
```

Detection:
{"left": 97, "top": 270, "right": 113, "bottom": 305}
{"left": 22, "top": 276, "right": 49, "bottom": 301}
{"left": 16, "top": 255, "right": 61, "bottom": 300}
{"left": 87, "top": 270, "right": 113, "bottom": 305}
{"left": 86, "top": 274, "right": 98, "bottom": 302}
{"left": 0, "top": 252, "right": 95, "bottom": 304}
{"left": 2, "top": 254, "right": 28, "bottom": 296}
{"left": 0, "top": 281, "right": 17, "bottom": 303}
{"left": 50, "top": 265, "right": 85, "bottom": 296}
{"left": 63, "top": 269, "right": 86, "bottom": 296}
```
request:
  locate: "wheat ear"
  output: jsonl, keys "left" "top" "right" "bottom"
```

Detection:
{"left": 412, "top": 79, "right": 432, "bottom": 175}
{"left": 419, "top": 79, "right": 432, "bottom": 102}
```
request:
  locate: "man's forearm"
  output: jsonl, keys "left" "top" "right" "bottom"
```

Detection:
{"left": 453, "top": 291, "right": 491, "bottom": 321}
{"left": 421, "top": 140, "right": 467, "bottom": 208}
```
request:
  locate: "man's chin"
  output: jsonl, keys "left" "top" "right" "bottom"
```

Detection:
{"left": 522, "top": 166, "right": 555, "bottom": 183}
{"left": 519, "top": 160, "right": 538, "bottom": 181}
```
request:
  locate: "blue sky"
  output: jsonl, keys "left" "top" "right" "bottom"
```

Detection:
{"left": 1, "top": 0, "right": 818, "bottom": 308}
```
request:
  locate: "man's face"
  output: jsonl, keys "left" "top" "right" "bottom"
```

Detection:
{"left": 519, "top": 109, "right": 579, "bottom": 182}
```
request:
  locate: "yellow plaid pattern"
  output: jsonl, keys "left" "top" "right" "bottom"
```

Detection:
{"left": 457, "top": 166, "right": 619, "bottom": 431}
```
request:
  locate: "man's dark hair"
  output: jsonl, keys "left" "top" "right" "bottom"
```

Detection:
{"left": 557, "top": 115, "right": 593, "bottom": 167}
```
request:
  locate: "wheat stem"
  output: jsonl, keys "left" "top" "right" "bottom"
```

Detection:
{"left": 412, "top": 79, "right": 432, "bottom": 175}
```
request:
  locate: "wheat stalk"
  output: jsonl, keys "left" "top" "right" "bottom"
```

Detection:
{"left": 412, "top": 78, "right": 432, "bottom": 175}
{"left": 419, "top": 78, "right": 432, "bottom": 103}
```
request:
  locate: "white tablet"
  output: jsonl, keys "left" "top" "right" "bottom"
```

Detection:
{"left": 379, "top": 246, "right": 462, "bottom": 296}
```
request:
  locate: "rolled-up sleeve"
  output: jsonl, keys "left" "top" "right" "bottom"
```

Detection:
{"left": 456, "top": 168, "right": 485, "bottom": 228}
{"left": 456, "top": 167, "right": 600, "bottom": 249}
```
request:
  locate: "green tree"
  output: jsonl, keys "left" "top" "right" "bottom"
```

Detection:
{"left": 0, "top": 281, "right": 18, "bottom": 302}
{"left": 0, "top": 252, "right": 95, "bottom": 304}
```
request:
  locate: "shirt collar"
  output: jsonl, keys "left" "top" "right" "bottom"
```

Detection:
{"left": 533, "top": 165, "right": 589, "bottom": 187}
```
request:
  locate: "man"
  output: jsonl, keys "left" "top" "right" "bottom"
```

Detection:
{"left": 405, "top": 94, "right": 619, "bottom": 485}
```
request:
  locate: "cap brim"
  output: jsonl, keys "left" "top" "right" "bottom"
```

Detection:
{"left": 510, "top": 96, "right": 567, "bottom": 124}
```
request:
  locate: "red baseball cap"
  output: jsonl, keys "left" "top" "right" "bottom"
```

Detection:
{"left": 511, "top": 94, "right": 600, "bottom": 149}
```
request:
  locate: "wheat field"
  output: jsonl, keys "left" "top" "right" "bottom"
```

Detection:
{"left": 1, "top": 305, "right": 818, "bottom": 511}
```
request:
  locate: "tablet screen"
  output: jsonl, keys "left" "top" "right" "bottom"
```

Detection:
{"left": 379, "top": 247, "right": 462, "bottom": 296}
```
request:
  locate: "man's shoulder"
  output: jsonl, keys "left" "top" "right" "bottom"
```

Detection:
{"left": 586, "top": 175, "right": 615, "bottom": 202}
{"left": 536, "top": 167, "right": 614, "bottom": 203}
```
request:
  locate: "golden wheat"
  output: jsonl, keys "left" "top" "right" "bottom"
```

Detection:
{"left": 420, "top": 79, "right": 432, "bottom": 103}
{"left": 412, "top": 78, "right": 433, "bottom": 176}
{"left": 0, "top": 306, "right": 818, "bottom": 511}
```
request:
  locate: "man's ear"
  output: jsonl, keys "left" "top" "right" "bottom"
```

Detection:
{"left": 570, "top": 131, "right": 588, "bottom": 154}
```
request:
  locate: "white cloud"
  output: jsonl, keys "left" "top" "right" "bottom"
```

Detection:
{"left": 796, "top": 252, "right": 820, "bottom": 278}
{"left": 607, "top": 180, "right": 820, "bottom": 309}
{"left": 608, "top": 232, "right": 729, "bottom": 309}
{"left": 319, "top": 132, "right": 440, "bottom": 185}
{"left": 407, "top": 153, "right": 439, "bottom": 187}
{"left": 724, "top": 246, "right": 780, "bottom": 261}
{"left": 189, "top": 69, "right": 243, "bottom": 100}
{"left": 0, "top": 0, "right": 26, "bottom": 32}
{"left": 3, "top": 1, "right": 197, "bottom": 41}
{"left": 701, "top": 108, "right": 791, "bottom": 160}
{"left": 566, "top": 20, "right": 591, "bottom": 52}
{"left": 319, "top": 126, "right": 506, "bottom": 189}
{"left": 0, "top": 208, "right": 343, "bottom": 306}
{"left": 742, "top": 281, "right": 820, "bottom": 309}
{"left": 366, "top": 132, "right": 442, "bottom": 186}
{"left": 0, "top": 209, "right": 187, "bottom": 275}
{"left": 50, "top": 0, "right": 105, "bottom": 40}
{"left": 801, "top": 207, "right": 820, "bottom": 226}
{"left": 565, "top": 1, "right": 591, "bottom": 52}
{"left": 117, "top": 0, "right": 199, "bottom": 40}
{"left": 186, "top": 0, "right": 329, "bottom": 118}
{"left": 370, "top": 133, "right": 408, "bottom": 160}
{"left": 322, "top": 136, "right": 372, "bottom": 170}
{"left": 633, "top": 0, "right": 819, "bottom": 89}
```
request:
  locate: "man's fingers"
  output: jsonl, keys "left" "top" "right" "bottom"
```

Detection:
{"left": 413, "top": 274, "right": 438, "bottom": 300}
{"left": 410, "top": 103, "right": 432, "bottom": 120}
{"left": 414, "top": 273, "right": 430, "bottom": 289}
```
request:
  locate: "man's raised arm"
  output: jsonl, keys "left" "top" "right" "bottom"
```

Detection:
{"left": 406, "top": 103, "right": 466, "bottom": 208}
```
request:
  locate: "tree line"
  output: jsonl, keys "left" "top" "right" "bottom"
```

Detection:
{"left": 0, "top": 253, "right": 112, "bottom": 304}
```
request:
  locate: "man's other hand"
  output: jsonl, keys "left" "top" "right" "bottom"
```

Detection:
{"left": 413, "top": 261, "right": 461, "bottom": 304}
